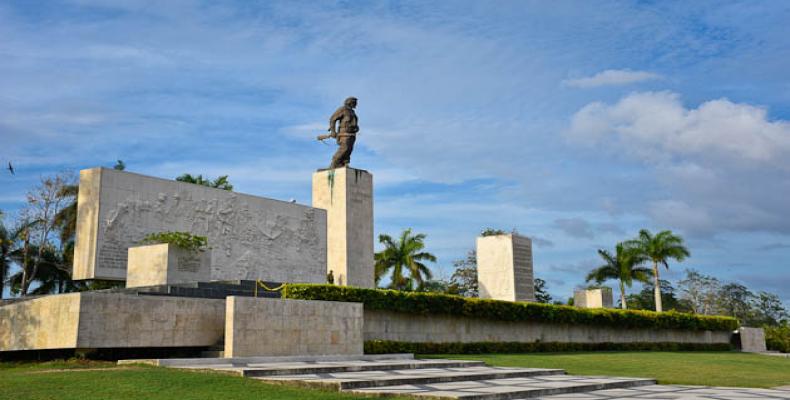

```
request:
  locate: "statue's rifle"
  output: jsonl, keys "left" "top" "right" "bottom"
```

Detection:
{"left": 316, "top": 132, "right": 336, "bottom": 144}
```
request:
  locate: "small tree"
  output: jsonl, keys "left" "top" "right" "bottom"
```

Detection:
{"left": 449, "top": 250, "right": 478, "bottom": 297}
{"left": 534, "top": 278, "right": 552, "bottom": 303}
{"left": 677, "top": 269, "right": 720, "bottom": 315}
{"left": 18, "top": 173, "right": 75, "bottom": 295}
{"left": 750, "top": 291, "right": 789, "bottom": 326}
{"left": 717, "top": 283, "right": 755, "bottom": 323}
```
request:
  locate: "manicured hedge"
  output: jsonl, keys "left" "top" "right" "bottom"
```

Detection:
{"left": 281, "top": 284, "right": 738, "bottom": 332}
{"left": 765, "top": 325, "right": 790, "bottom": 353}
{"left": 364, "top": 340, "right": 734, "bottom": 354}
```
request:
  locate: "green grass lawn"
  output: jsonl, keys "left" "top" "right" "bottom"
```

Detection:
{"left": 2, "top": 352, "right": 788, "bottom": 399}
{"left": 0, "top": 360, "right": 409, "bottom": 400}
{"left": 422, "top": 351, "right": 790, "bottom": 388}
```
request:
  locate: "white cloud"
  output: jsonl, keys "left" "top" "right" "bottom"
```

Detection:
{"left": 567, "top": 91, "right": 790, "bottom": 166}
{"left": 568, "top": 91, "right": 790, "bottom": 236}
{"left": 563, "top": 69, "right": 661, "bottom": 88}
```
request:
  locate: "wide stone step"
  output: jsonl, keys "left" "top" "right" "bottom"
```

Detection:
{"left": 240, "top": 359, "right": 488, "bottom": 378}
{"left": 347, "top": 374, "right": 657, "bottom": 399}
{"left": 257, "top": 366, "right": 566, "bottom": 390}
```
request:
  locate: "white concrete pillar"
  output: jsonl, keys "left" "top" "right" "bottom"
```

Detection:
{"left": 312, "top": 167, "right": 374, "bottom": 288}
{"left": 477, "top": 233, "right": 535, "bottom": 302}
{"left": 574, "top": 288, "right": 614, "bottom": 308}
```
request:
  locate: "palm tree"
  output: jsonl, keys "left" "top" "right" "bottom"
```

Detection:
{"left": 0, "top": 211, "right": 13, "bottom": 299}
{"left": 586, "top": 243, "right": 652, "bottom": 309}
{"left": 628, "top": 229, "right": 690, "bottom": 312}
{"left": 8, "top": 243, "right": 73, "bottom": 295}
{"left": 176, "top": 173, "right": 233, "bottom": 191}
{"left": 375, "top": 229, "right": 436, "bottom": 291}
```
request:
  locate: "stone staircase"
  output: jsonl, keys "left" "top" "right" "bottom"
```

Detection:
{"left": 121, "top": 354, "right": 656, "bottom": 399}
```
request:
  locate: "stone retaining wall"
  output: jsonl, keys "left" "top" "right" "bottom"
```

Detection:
{"left": 0, "top": 293, "right": 225, "bottom": 351}
{"left": 364, "top": 309, "right": 732, "bottom": 345}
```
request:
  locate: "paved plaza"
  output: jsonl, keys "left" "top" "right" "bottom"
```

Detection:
{"left": 540, "top": 384, "right": 790, "bottom": 399}
{"left": 125, "top": 355, "right": 789, "bottom": 399}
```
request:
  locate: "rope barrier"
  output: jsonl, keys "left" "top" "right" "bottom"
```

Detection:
{"left": 253, "top": 280, "right": 286, "bottom": 297}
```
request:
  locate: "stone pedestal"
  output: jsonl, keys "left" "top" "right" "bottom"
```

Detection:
{"left": 739, "top": 327, "right": 767, "bottom": 352}
{"left": 224, "top": 297, "right": 363, "bottom": 357}
{"left": 574, "top": 288, "right": 614, "bottom": 308}
{"left": 126, "top": 243, "right": 211, "bottom": 288}
{"left": 477, "top": 234, "right": 535, "bottom": 302}
{"left": 312, "top": 167, "right": 374, "bottom": 288}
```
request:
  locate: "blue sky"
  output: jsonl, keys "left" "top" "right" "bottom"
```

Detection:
{"left": 1, "top": 1, "right": 789, "bottom": 303}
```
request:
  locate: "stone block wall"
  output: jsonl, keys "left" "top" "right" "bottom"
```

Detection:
{"left": 739, "top": 327, "right": 767, "bottom": 352}
{"left": 77, "top": 293, "right": 225, "bottom": 348}
{"left": 364, "top": 309, "right": 732, "bottom": 345}
{"left": 225, "top": 297, "right": 363, "bottom": 357}
{"left": 126, "top": 244, "right": 211, "bottom": 287}
{"left": 0, "top": 293, "right": 81, "bottom": 351}
{"left": 0, "top": 293, "right": 225, "bottom": 352}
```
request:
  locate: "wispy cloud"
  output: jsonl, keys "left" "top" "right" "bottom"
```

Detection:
{"left": 563, "top": 69, "right": 662, "bottom": 88}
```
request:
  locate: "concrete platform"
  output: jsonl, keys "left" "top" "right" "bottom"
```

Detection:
{"left": 119, "top": 353, "right": 415, "bottom": 367}
{"left": 126, "top": 355, "right": 789, "bottom": 400}
{"left": 540, "top": 384, "right": 790, "bottom": 399}
{"left": 257, "top": 365, "right": 566, "bottom": 390}
{"left": 132, "top": 355, "right": 659, "bottom": 399}
{"left": 348, "top": 374, "right": 656, "bottom": 399}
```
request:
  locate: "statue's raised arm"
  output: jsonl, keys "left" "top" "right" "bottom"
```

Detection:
{"left": 318, "top": 97, "right": 359, "bottom": 169}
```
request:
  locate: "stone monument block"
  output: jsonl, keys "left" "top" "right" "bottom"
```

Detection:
{"left": 739, "top": 327, "right": 767, "bottom": 352}
{"left": 574, "top": 288, "right": 614, "bottom": 308}
{"left": 477, "top": 233, "right": 535, "bottom": 302}
{"left": 126, "top": 243, "right": 211, "bottom": 288}
{"left": 312, "top": 167, "right": 374, "bottom": 288}
{"left": 73, "top": 168, "right": 327, "bottom": 283}
{"left": 224, "top": 297, "right": 363, "bottom": 357}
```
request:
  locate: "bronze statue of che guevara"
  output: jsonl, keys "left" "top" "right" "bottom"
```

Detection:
{"left": 317, "top": 97, "right": 359, "bottom": 169}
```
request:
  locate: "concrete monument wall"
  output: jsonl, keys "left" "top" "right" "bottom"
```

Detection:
{"left": 0, "top": 293, "right": 225, "bottom": 351}
{"left": 364, "top": 310, "right": 732, "bottom": 345}
{"left": 224, "top": 297, "right": 363, "bottom": 357}
{"left": 477, "top": 234, "right": 535, "bottom": 302}
{"left": 73, "top": 168, "right": 327, "bottom": 283}
{"left": 312, "top": 167, "right": 374, "bottom": 288}
{"left": 126, "top": 244, "right": 211, "bottom": 288}
{"left": 574, "top": 288, "right": 614, "bottom": 309}
{"left": 739, "top": 327, "right": 767, "bottom": 352}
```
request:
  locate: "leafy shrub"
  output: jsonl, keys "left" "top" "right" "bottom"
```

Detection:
{"left": 282, "top": 284, "right": 738, "bottom": 332}
{"left": 141, "top": 231, "right": 208, "bottom": 251}
{"left": 765, "top": 324, "right": 790, "bottom": 353}
{"left": 364, "top": 340, "right": 733, "bottom": 354}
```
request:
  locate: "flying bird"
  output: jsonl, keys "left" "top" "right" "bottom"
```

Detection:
{"left": 7, "top": 161, "right": 14, "bottom": 175}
